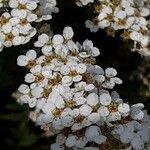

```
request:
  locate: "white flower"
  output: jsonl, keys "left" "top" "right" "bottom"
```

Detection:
{"left": 80, "top": 39, "right": 100, "bottom": 57}
{"left": 98, "top": 106, "right": 109, "bottom": 117}
{"left": 18, "top": 95, "right": 30, "bottom": 104}
{"left": 98, "top": 12, "right": 107, "bottom": 21}
{"left": 85, "top": 20, "right": 99, "bottom": 33}
{"left": 121, "top": 0, "right": 131, "bottom": 8}
{"left": 56, "top": 133, "right": 66, "bottom": 145}
{"left": 130, "top": 104, "right": 144, "bottom": 120}
{"left": 31, "top": 86, "right": 43, "bottom": 98}
{"left": 79, "top": 104, "right": 92, "bottom": 117}
{"left": 140, "top": 7, "right": 150, "bottom": 17}
{"left": 52, "top": 34, "right": 64, "bottom": 46}
{"left": 1, "top": 22, "right": 12, "bottom": 34}
{"left": 125, "top": 7, "right": 135, "bottom": 16}
{"left": 28, "top": 97, "right": 37, "bottom": 108}
{"left": 36, "top": 98, "right": 46, "bottom": 112}
{"left": 99, "top": 93, "right": 111, "bottom": 106}
{"left": 118, "top": 103, "right": 130, "bottom": 114}
{"left": 63, "top": 26, "right": 74, "bottom": 40}
{"left": 76, "top": 137, "right": 88, "bottom": 148}
{"left": 18, "top": 84, "right": 30, "bottom": 94}
{"left": 34, "top": 34, "right": 50, "bottom": 47}
{"left": 17, "top": 50, "right": 37, "bottom": 67}
{"left": 61, "top": 62, "right": 86, "bottom": 86}
{"left": 87, "top": 113, "right": 100, "bottom": 123}
{"left": 24, "top": 73, "right": 35, "bottom": 83}
{"left": 120, "top": 129, "right": 134, "bottom": 143}
{"left": 65, "top": 135, "right": 76, "bottom": 147}
{"left": 36, "top": 114, "right": 53, "bottom": 126}
{"left": 61, "top": 114, "right": 74, "bottom": 127}
{"left": 13, "top": 36, "right": 25, "bottom": 46}
{"left": 102, "top": 68, "right": 122, "bottom": 89}
{"left": 76, "top": 0, "right": 94, "bottom": 6}
{"left": 102, "top": 5, "right": 112, "bottom": 14}
{"left": 50, "top": 143, "right": 64, "bottom": 150}
{"left": 98, "top": 19, "right": 110, "bottom": 29}
{"left": 131, "top": 135, "right": 144, "bottom": 149}
{"left": 130, "top": 31, "right": 141, "bottom": 41}
{"left": 114, "top": 10, "right": 126, "bottom": 19}
{"left": 107, "top": 112, "right": 121, "bottom": 122}
{"left": 9, "top": 0, "right": 37, "bottom": 12}
{"left": 87, "top": 93, "right": 99, "bottom": 106}
{"left": 105, "top": 68, "right": 117, "bottom": 78}
{"left": 85, "top": 126, "right": 106, "bottom": 144}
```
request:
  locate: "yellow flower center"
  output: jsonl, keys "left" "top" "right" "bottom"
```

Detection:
{"left": 118, "top": 18, "right": 127, "bottom": 26}
{"left": 26, "top": 60, "right": 37, "bottom": 69}
{"left": 74, "top": 115, "right": 84, "bottom": 123}
{"left": 82, "top": 72, "right": 92, "bottom": 83}
{"left": 65, "top": 100, "right": 77, "bottom": 109}
{"left": 83, "top": 57, "right": 96, "bottom": 65}
{"left": 35, "top": 74, "right": 45, "bottom": 83}
{"left": 0, "top": 16, "right": 9, "bottom": 25}
{"left": 5, "top": 33, "right": 14, "bottom": 41}
{"left": 71, "top": 49, "right": 78, "bottom": 56}
{"left": 48, "top": 74, "right": 62, "bottom": 86}
{"left": 42, "top": 89, "right": 51, "bottom": 99}
{"left": 111, "top": 0, "right": 120, "bottom": 6}
{"left": 20, "top": 18, "right": 28, "bottom": 26}
{"left": 52, "top": 108, "right": 63, "bottom": 118}
{"left": 92, "top": 18, "right": 99, "bottom": 26}
{"left": 43, "top": 55, "right": 55, "bottom": 65}
{"left": 120, "top": 30, "right": 130, "bottom": 42}
{"left": 68, "top": 70, "right": 78, "bottom": 77}
{"left": 92, "top": 104, "right": 100, "bottom": 112}
{"left": 106, "top": 27, "right": 116, "bottom": 37}
{"left": 107, "top": 14, "right": 113, "bottom": 22}
{"left": 108, "top": 102, "right": 118, "bottom": 113}
{"left": 57, "top": 57, "right": 67, "bottom": 64}
{"left": 75, "top": 129, "right": 86, "bottom": 138}
{"left": 18, "top": 3, "right": 27, "bottom": 10}
{"left": 134, "top": 10, "right": 141, "bottom": 17}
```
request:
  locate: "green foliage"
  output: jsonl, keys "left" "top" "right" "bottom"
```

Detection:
{"left": 0, "top": 102, "right": 39, "bottom": 149}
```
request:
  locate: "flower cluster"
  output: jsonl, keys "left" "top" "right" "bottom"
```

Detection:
{"left": 16, "top": 27, "right": 150, "bottom": 150}
{"left": 50, "top": 109, "right": 150, "bottom": 150}
{"left": 84, "top": 0, "right": 150, "bottom": 56}
{"left": 75, "top": 0, "right": 94, "bottom": 7}
{"left": 0, "top": 0, "right": 58, "bottom": 52}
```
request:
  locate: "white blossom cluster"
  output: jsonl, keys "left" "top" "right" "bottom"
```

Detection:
{"left": 49, "top": 103, "right": 150, "bottom": 150}
{"left": 84, "top": 0, "right": 150, "bottom": 56}
{"left": 0, "top": 0, "right": 58, "bottom": 52}
{"left": 75, "top": 0, "right": 94, "bottom": 7}
{"left": 16, "top": 26, "right": 150, "bottom": 150}
{"left": 50, "top": 109, "right": 150, "bottom": 150}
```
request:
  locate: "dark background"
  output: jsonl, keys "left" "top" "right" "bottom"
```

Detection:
{"left": 0, "top": 0, "right": 149, "bottom": 149}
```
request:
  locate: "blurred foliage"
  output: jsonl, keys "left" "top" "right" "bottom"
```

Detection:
{"left": 0, "top": 0, "right": 149, "bottom": 149}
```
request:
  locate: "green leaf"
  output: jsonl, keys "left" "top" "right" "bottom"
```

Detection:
{"left": 18, "top": 134, "right": 38, "bottom": 147}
